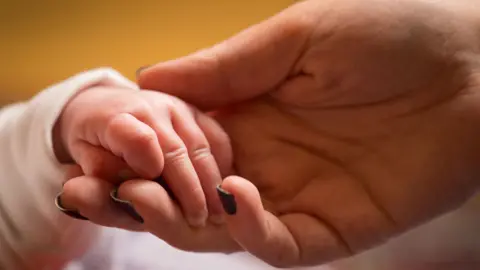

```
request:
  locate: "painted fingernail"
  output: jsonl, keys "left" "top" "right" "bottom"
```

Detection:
{"left": 154, "top": 176, "right": 177, "bottom": 202}
{"left": 216, "top": 185, "right": 237, "bottom": 215}
{"left": 110, "top": 189, "right": 144, "bottom": 224}
{"left": 135, "top": 65, "right": 151, "bottom": 79}
{"left": 55, "top": 192, "right": 89, "bottom": 221}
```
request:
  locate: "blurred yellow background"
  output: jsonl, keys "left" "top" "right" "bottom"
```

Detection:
{"left": 0, "top": 0, "right": 294, "bottom": 104}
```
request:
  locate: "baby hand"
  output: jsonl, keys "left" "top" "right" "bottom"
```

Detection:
{"left": 55, "top": 86, "right": 232, "bottom": 227}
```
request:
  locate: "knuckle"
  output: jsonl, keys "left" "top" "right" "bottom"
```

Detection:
{"left": 190, "top": 146, "right": 212, "bottom": 162}
{"left": 165, "top": 95, "right": 183, "bottom": 110}
{"left": 104, "top": 113, "right": 133, "bottom": 135}
{"left": 131, "top": 98, "right": 154, "bottom": 117}
{"left": 132, "top": 128, "right": 157, "bottom": 147}
{"left": 163, "top": 146, "right": 189, "bottom": 164}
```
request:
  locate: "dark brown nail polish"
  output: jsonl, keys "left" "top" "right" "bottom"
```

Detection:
{"left": 61, "top": 208, "right": 89, "bottom": 220}
{"left": 65, "top": 211, "right": 89, "bottom": 220}
{"left": 135, "top": 65, "right": 151, "bottom": 79}
{"left": 154, "top": 175, "right": 177, "bottom": 202}
{"left": 55, "top": 193, "right": 89, "bottom": 221}
{"left": 216, "top": 185, "right": 237, "bottom": 215}
{"left": 110, "top": 189, "right": 144, "bottom": 224}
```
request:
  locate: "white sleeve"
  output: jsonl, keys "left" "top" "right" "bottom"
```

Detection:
{"left": 0, "top": 68, "right": 138, "bottom": 270}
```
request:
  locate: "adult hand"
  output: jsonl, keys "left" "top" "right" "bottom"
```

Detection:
{"left": 137, "top": 0, "right": 480, "bottom": 267}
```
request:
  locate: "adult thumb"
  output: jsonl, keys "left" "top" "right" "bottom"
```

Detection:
{"left": 217, "top": 176, "right": 351, "bottom": 268}
{"left": 216, "top": 176, "right": 300, "bottom": 267}
{"left": 137, "top": 2, "right": 311, "bottom": 110}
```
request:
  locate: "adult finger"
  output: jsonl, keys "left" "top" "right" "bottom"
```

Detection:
{"left": 219, "top": 176, "right": 351, "bottom": 268}
{"left": 137, "top": 1, "right": 311, "bottom": 110}
{"left": 117, "top": 179, "right": 239, "bottom": 252}
{"left": 60, "top": 176, "right": 144, "bottom": 231}
{"left": 69, "top": 141, "right": 132, "bottom": 183}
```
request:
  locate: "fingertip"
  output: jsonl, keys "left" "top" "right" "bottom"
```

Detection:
{"left": 118, "top": 179, "right": 182, "bottom": 225}
{"left": 136, "top": 63, "right": 160, "bottom": 89}
{"left": 218, "top": 176, "right": 264, "bottom": 229}
{"left": 110, "top": 188, "right": 145, "bottom": 224}
{"left": 221, "top": 175, "right": 257, "bottom": 194}
{"left": 219, "top": 176, "right": 301, "bottom": 267}
{"left": 60, "top": 177, "right": 83, "bottom": 210}
{"left": 220, "top": 176, "right": 262, "bottom": 212}
{"left": 135, "top": 65, "right": 151, "bottom": 81}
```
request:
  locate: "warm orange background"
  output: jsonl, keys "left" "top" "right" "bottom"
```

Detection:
{"left": 0, "top": 0, "right": 294, "bottom": 104}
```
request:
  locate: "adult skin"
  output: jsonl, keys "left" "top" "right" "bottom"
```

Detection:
{"left": 62, "top": 0, "right": 480, "bottom": 268}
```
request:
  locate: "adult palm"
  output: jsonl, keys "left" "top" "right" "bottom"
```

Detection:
{"left": 138, "top": 0, "right": 480, "bottom": 267}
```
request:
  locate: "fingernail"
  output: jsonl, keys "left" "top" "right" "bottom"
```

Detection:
{"left": 187, "top": 211, "right": 208, "bottom": 228}
{"left": 61, "top": 210, "right": 89, "bottom": 220}
{"left": 55, "top": 192, "right": 89, "bottom": 221}
{"left": 135, "top": 65, "right": 151, "bottom": 79}
{"left": 110, "top": 189, "right": 144, "bottom": 224}
{"left": 216, "top": 185, "right": 237, "bottom": 215}
{"left": 153, "top": 176, "right": 177, "bottom": 202}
